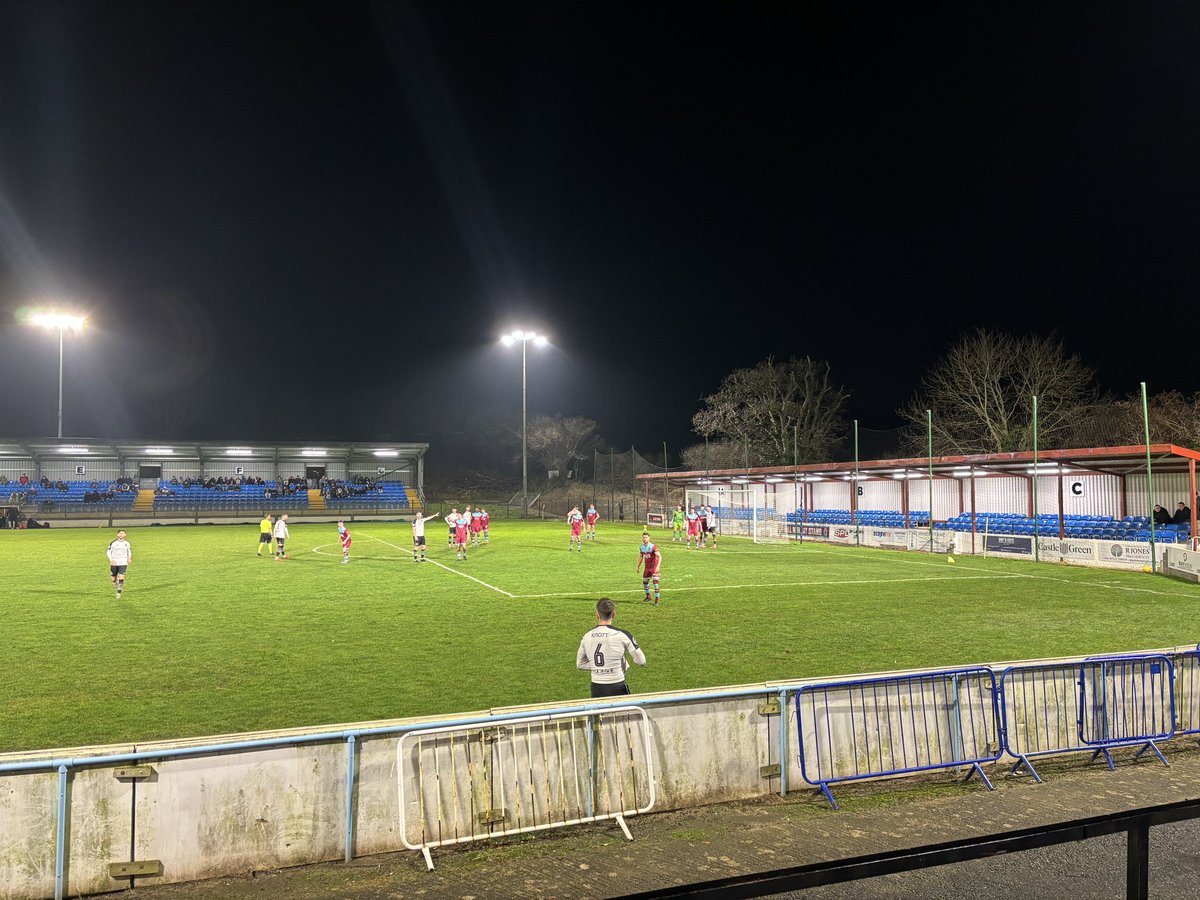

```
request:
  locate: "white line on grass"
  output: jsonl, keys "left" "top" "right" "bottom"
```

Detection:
{"left": 513, "top": 573, "right": 1023, "bottom": 600}
{"left": 804, "top": 543, "right": 1186, "bottom": 598}
{"left": 358, "top": 533, "right": 516, "bottom": 597}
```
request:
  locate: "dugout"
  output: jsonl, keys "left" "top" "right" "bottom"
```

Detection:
{"left": 638, "top": 444, "right": 1200, "bottom": 545}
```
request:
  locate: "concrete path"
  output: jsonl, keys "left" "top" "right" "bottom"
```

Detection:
{"left": 121, "top": 742, "right": 1200, "bottom": 899}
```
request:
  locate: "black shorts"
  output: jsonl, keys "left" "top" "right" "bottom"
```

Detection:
{"left": 698, "top": 519, "right": 709, "bottom": 533}
{"left": 413, "top": 535, "right": 426, "bottom": 547}
{"left": 259, "top": 533, "right": 272, "bottom": 543}
{"left": 110, "top": 565, "right": 127, "bottom": 576}
{"left": 591, "top": 681, "right": 631, "bottom": 698}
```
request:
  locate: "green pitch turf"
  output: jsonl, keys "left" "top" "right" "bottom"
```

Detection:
{"left": 1, "top": 520, "right": 1196, "bottom": 753}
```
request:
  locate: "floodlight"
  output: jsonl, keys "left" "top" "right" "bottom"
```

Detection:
{"left": 57, "top": 446, "right": 88, "bottom": 454}
{"left": 26, "top": 309, "right": 88, "bottom": 437}
{"left": 373, "top": 450, "right": 399, "bottom": 457}
{"left": 301, "top": 449, "right": 327, "bottom": 457}
{"left": 500, "top": 327, "right": 551, "bottom": 512}
{"left": 225, "top": 448, "right": 252, "bottom": 456}
{"left": 30, "top": 312, "right": 86, "bottom": 332}
{"left": 145, "top": 448, "right": 174, "bottom": 455}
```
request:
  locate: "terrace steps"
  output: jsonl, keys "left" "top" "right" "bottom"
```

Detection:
{"left": 308, "top": 489, "right": 326, "bottom": 511}
{"left": 133, "top": 489, "right": 156, "bottom": 513}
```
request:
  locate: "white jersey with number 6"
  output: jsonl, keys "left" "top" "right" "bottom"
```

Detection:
{"left": 577, "top": 624, "right": 646, "bottom": 685}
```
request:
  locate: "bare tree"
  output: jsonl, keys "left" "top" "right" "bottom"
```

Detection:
{"left": 692, "top": 356, "right": 848, "bottom": 465}
{"left": 680, "top": 439, "right": 748, "bottom": 471}
{"left": 900, "top": 330, "right": 1096, "bottom": 454}
{"left": 525, "top": 415, "right": 602, "bottom": 479}
{"left": 1070, "top": 390, "right": 1200, "bottom": 448}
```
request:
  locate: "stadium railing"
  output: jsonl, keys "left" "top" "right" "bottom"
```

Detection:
{"left": 998, "top": 655, "right": 1174, "bottom": 783}
{"left": 794, "top": 668, "right": 1001, "bottom": 810}
{"left": 1176, "top": 650, "right": 1200, "bottom": 738}
{"left": 396, "top": 706, "right": 655, "bottom": 869}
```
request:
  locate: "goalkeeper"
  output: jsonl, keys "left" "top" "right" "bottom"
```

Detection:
{"left": 671, "top": 504, "right": 686, "bottom": 542}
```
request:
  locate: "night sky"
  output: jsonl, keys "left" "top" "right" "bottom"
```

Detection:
{"left": 1, "top": 2, "right": 1198, "bottom": 458}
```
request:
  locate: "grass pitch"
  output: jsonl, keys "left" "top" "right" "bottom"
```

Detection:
{"left": 2, "top": 519, "right": 1196, "bottom": 753}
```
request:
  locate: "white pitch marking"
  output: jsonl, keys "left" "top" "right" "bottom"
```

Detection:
{"left": 311, "top": 543, "right": 408, "bottom": 561}
{"left": 359, "top": 533, "right": 516, "bottom": 597}
{"left": 513, "top": 573, "right": 1023, "bottom": 600}
{"left": 801, "top": 543, "right": 1187, "bottom": 597}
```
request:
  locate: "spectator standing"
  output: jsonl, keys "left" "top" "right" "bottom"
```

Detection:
{"left": 576, "top": 597, "right": 646, "bottom": 697}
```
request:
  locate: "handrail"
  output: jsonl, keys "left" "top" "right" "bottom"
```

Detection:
{"left": 0, "top": 682, "right": 808, "bottom": 775}
{"left": 614, "top": 797, "right": 1200, "bottom": 899}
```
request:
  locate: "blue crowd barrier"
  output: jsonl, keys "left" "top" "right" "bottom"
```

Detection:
{"left": 999, "top": 655, "right": 1174, "bottom": 783}
{"left": 794, "top": 667, "right": 1001, "bottom": 810}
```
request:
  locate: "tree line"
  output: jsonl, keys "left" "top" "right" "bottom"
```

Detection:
{"left": 682, "top": 329, "right": 1200, "bottom": 467}
{"left": 446, "top": 328, "right": 1195, "bottom": 490}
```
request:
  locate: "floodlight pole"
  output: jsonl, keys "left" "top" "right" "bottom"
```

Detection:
{"left": 56, "top": 326, "right": 64, "bottom": 439}
{"left": 522, "top": 339, "right": 527, "bottom": 515}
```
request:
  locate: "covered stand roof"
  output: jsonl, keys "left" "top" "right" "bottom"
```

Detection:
{"left": 0, "top": 438, "right": 429, "bottom": 465}
{"left": 637, "top": 445, "right": 1200, "bottom": 485}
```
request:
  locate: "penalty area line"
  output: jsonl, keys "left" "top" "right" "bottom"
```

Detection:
{"left": 813, "top": 544, "right": 1186, "bottom": 597}
{"left": 358, "top": 533, "right": 516, "bottom": 598}
{"left": 513, "top": 572, "right": 1022, "bottom": 600}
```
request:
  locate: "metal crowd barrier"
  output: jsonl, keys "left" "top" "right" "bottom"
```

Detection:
{"left": 397, "top": 706, "right": 655, "bottom": 869}
{"left": 999, "top": 655, "right": 1174, "bottom": 782}
{"left": 794, "top": 667, "right": 1001, "bottom": 810}
{"left": 1174, "top": 650, "right": 1200, "bottom": 737}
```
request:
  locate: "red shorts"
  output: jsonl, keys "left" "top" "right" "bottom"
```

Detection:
{"left": 341, "top": 538, "right": 352, "bottom": 549}
{"left": 643, "top": 568, "right": 660, "bottom": 579}
{"left": 571, "top": 527, "right": 582, "bottom": 537}
{"left": 456, "top": 532, "right": 468, "bottom": 545}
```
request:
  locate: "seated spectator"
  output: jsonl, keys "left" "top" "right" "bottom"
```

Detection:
{"left": 18, "top": 472, "right": 29, "bottom": 485}
{"left": 1153, "top": 504, "right": 1173, "bottom": 526}
{"left": 1173, "top": 502, "right": 1192, "bottom": 525}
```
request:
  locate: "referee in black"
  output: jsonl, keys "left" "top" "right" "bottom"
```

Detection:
{"left": 577, "top": 597, "right": 646, "bottom": 697}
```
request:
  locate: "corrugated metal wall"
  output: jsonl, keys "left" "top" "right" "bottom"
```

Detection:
{"left": 813, "top": 480, "right": 853, "bottom": 509}
{"left": 904, "top": 477, "right": 959, "bottom": 519}
{"left": 1035, "top": 474, "right": 1122, "bottom": 518}
{"left": 860, "top": 480, "right": 903, "bottom": 510}
{"left": 0, "top": 458, "right": 35, "bottom": 480}
{"left": 969, "top": 476, "right": 1026, "bottom": 514}
{"left": 40, "top": 459, "right": 122, "bottom": 480}
{"left": 1127, "top": 473, "right": 1195, "bottom": 518}
{"left": 959, "top": 473, "right": 1126, "bottom": 518}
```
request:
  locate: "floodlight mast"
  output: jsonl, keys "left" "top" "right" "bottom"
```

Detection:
{"left": 28, "top": 311, "right": 86, "bottom": 439}
{"left": 500, "top": 328, "right": 548, "bottom": 515}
